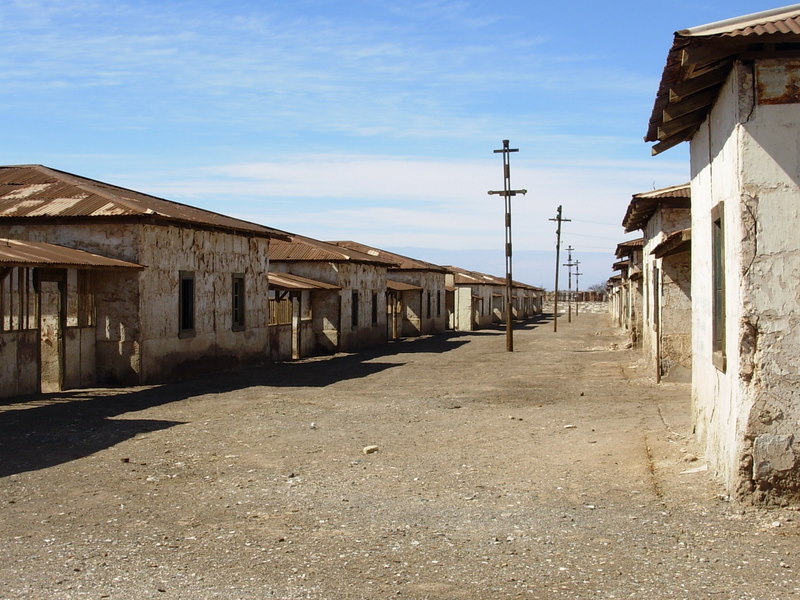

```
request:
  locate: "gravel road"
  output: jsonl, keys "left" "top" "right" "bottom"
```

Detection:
{"left": 1, "top": 311, "right": 797, "bottom": 599}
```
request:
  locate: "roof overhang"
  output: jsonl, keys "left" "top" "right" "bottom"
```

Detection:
{"left": 387, "top": 279, "right": 422, "bottom": 292}
{"left": 646, "top": 5, "right": 800, "bottom": 155}
{"left": 652, "top": 228, "right": 692, "bottom": 258}
{"left": 0, "top": 238, "right": 143, "bottom": 270}
{"left": 622, "top": 184, "right": 691, "bottom": 232}
{"left": 268, "top": 271, "right": 340, "bottom": 291}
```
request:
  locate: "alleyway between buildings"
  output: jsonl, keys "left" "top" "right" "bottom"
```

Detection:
{"left": 1, "top": 311, "right": 798, "bottom": 599}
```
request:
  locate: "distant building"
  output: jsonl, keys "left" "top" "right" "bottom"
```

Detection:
{"left": 622, "top": 184, "right": 691, "bottom": 381}
{"left": 611, "top": 238, "right": 643, "bottom": 347}
{"left": 329, "top": 242, "right": 447, "bottom": 339}
{"left": 646, "top": 6, "right": 800, "bottom": 502}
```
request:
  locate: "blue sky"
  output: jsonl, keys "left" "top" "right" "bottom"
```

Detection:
{"left": 0, "top": 0, "right": 787, "bottom": 287}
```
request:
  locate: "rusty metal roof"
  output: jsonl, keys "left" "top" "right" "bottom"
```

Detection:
{"left": 646, "top": 5, "right": 800, "bottom": 155}
{"left": 443, "top": 265, "right": 541, "bottom": 290}
{"left": 0, "top": 165, "right": 290, "bottom": 239}
{"left": 387, "top": 279, "right": 422, "bottom": 292}
{"left": 329, "top": 241, "right": 447, "bottom": 273}
{"left": 622, "top": 183, "right": 691, "bottom": 232}
{"left": 269, "top": 234, "right": 396, "bottom": 265}
{"left": 652, "top": 228, "right": 692, "bottom": 258}
{"left": 268, "top": 271, "right": 340, "bottom": 291}
{"left": 615, "top": 238, "right": 644, "bottom": 258}
{"left": 0, "top": 238, "right": 143, "bottom": 270}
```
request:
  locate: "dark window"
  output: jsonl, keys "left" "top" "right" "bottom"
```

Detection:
{"left": 371, "top": 292, "right": 378, "bottom": 325}
{"left": 351, "top": 290, "right": 359, "bottom": 329}
{"left": 179, "top": 271, "right": 195, "bottom": 336}
{"left": 232, "top": 274, "right": 245, "bottom": 331}
{"left": 426, "top": 291, "right": 431, "bottom": 318}
{"left": 437, "top": 290, "right": 441, "bottom": 317}
{"left": 712, "top": 203, "right": 726, "bottom": 372}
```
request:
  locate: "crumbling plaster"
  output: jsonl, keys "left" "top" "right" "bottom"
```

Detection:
{"left": 690, "top": 59, "right": 800, "bottom": 502}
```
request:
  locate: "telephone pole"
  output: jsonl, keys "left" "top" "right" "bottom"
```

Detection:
{"left": 563, "top": 245, "right": 576, "bottom": 323}
{"left": 549, "top": 206, "right": 571, "bottom": 332}
{"left": 574, "top": 260, "right": 583, "bottom": 316}
{"left": 488, "top": 139, "right": 526, "bottom": 352}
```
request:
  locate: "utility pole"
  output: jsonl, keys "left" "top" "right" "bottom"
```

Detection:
{"left": 563, "top": 246, "right": 576, "bottom": 323}
{"left": 574, "top": 260, "right": 583, "bottom": 316}
{"left": 488, "top": 140, "right": 526, "bottom": 352}
{"left": 549, "top": 206, "right": 571, "bottom": 332}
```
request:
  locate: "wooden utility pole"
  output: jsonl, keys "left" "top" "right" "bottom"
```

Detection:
{"left": 563, "top": 245, "right": 576, "bottom": 323}
{"left": 488, "top": 139, "right": 526, "bottom": 352}
{"left": 574, "top": 260, "right": 583, "bottom": 316}
{"left": 549, "top": 206, "right": 570, "bottom": 332}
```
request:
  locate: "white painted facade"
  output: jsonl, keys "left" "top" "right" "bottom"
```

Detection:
{"left": 690, "top": 59, "right": 800, "bottom": 501}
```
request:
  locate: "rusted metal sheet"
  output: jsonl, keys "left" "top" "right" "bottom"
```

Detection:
{"left": 0, "top": 238, "right": 143, "bottom": 269}
{"left": 269, "top": 271, "right": 340, "bottom": 291}
{"left": 269, "top": 235, "right": 397, "bottom": 265}
{"left": 331, "top": 241, "right": 446, "bottom": 272}
{"left": 756, "top": 60, "right": 800, "bottom": 104}
{"left": 387, "top": 279, "right": 422, "bottom": 292}
{"left": 0, "top": 165, "right": 290, "bottom": 239}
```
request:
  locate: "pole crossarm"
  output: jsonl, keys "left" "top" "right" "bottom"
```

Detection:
{"left": 488, "top": 190, "right": 527, "bottom": 196}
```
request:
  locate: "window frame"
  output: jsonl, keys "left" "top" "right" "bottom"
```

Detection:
{"left": 711, "top": 202, "right": 726, "bottom": 372}
{"left": 179, "top": 270, "right": 196, "bottom": 338}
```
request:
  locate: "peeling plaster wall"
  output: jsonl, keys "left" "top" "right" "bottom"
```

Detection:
{"left": 641, "top": 208, "right": 692, "bottom": 380}
{"left": 690, "top": 59, "right": 800, "bottom": 502}
{"left": 137, "top": 225, "right": 271, "bottom": 382}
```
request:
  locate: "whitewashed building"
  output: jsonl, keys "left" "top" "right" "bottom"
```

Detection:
{"left": 622, "top": 184, "right": 692, "bottom": 382}
{"left": 646, "top": 5, "right": 800, "bottom": 502}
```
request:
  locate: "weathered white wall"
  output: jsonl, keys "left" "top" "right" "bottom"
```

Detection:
{"left": 271, "top": 260, "right": 387, "bottom": 352}
{"left": 137, "top": 225, "right": 271, "bottom": 381}
{"left": 389, "top": 270, "right": 447, "bottom": 334}
{"left": 641, "top": 208, "right": 692, "bottom": 380}
{"left": 691, "top": 59, "right": 800, "bottom": 502}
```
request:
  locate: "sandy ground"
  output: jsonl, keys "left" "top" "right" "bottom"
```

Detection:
{"left": 1, "top": 310, "right": 798, "bottom": 599}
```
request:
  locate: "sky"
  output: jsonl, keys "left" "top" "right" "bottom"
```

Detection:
{"left": 0, "top": 0, "right": 789, "bottom": 288}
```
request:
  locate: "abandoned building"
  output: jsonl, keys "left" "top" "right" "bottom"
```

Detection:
{"left": 443, "top": 265, "right": 542, "bottom": 332}
{"left": 609, "top": 238, "right": 644, "bottom": 347}
{"left": 268, "top": 234, "right": 396, "bottom": 354}
{"left": 329, "top": 241, "right": 447, "bottom": 340}
{"left": 0, "top": 164, "right": 289, "bottom": 397}
{"left": 622, "top": 183, "right": 692, "bottom": 382}
{"left": 646, "top": 5, "right": 800, "bottom": 501}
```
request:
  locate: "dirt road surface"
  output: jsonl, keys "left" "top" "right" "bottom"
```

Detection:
{"left": 1, "top": 311, "right": 798, "bottom": 599}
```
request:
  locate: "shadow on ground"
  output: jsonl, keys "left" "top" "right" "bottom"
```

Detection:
{"left": 0, "top": 317, "right": 550, "bottom": 478}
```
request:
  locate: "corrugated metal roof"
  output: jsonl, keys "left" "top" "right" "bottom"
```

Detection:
{"left": 330, "top": 241, "right": 447, "bottom": 272}
{"left": 652, "top": 228, "right": 692, "bottom": 258}
{"left": 0, "top": 238, "right": 143, "bottom": 269}
{"left": 269, "top": 234, "right": 397, "bottom": 265}
{"left": 268, "top": 271, "right": 340, "bottom": 291}
{"left": 615, "top": 238, "right": 644, "bottom": 258}
{"left": 443, "top": 265, "right": 541, "bottom": 290}
{"left": 0, "top": 165, "right": 290, "bottom": 239}
{"left": 646, "top": 5, "right": 800, "bottom": 155}
{"left": 622, "top": 183, "right": 691, "bottom": 232}
{"left": 387, "top": 279, "right": 422, "bottom": 291}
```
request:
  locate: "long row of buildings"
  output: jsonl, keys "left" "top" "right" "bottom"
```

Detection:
{"left": 0, "top": 164, "right": 543, "bottom": 399}
{"left": 609, "top": 5, "right": 800, "bottom": 504}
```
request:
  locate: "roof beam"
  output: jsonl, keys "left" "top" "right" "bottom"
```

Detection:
{"left": 668, "top": 66, "right": 730, "bottom": 102}
{"left": 663, "top": 88, "right": 718, "bottom": 121}
{"left": 658, "top": 109, "right": 706, "bottom": 139}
